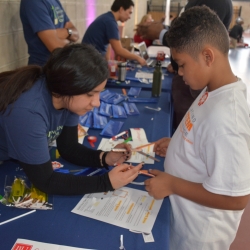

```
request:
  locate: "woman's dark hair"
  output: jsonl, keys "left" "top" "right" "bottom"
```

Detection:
{"left": 111, "top": 0, "right": 134, "bottom": 12}
{"left": 0, "top": 43, "right": 108, "bottom": 113}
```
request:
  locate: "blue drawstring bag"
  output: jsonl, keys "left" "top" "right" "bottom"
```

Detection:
{"left": 106, "top": 93, "right": 126, "bottom": 105}
{"left": 123, "top": 102, "right": 140, "bottom": 115}
{"left": 127, "top": 87, "right": 141, "bottom": 97}
{"left": 100, "top": 120, "right": 124, "bottom": 137}
{"left": 112, "top": 105, "right": 127, "bottom": 118}
{"left": 100, "top": 89, "right": 116, "bottom": 102}
{"left": 99, "top": 102, "right": 113, "bottom": 117}
{"left": 93, "top": 108, "right": 108, "bottom": 129}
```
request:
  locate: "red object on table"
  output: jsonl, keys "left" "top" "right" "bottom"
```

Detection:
{"left": 157, "top": 51, "right": 165, "bottom": 61}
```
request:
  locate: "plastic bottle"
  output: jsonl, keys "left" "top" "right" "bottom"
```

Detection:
{"left": 152, "top": 61, "right": 162, "bottom": 97}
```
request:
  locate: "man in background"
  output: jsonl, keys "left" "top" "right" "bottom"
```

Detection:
{"left": 20, "top": 0, "right": 79, "bottom": 66}
{"left": 82, "top": 0, "right": 146, "bottom": 66}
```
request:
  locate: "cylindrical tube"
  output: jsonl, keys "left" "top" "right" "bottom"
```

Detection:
{"left": 118, "top": 62, "right": 127, "bottom": 81}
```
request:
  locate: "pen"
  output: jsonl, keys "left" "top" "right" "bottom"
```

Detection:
{"left": 111, "top": 148, "right": 141, "bottom": 152}
{"left": 139, "top": 170, "right": 155, "bottom": 177}
{"left": 137, "top": 151, "right": 160, "bottom": 162}
{"left": 109, "top": 131, "right": 128, "bottom": 142}
{"left": 135, "top": 142, "right": 155, "bottom": 150}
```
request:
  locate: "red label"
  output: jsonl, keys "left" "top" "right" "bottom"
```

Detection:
{"left": 12, "top": 243, "right": 33, "bottom": 250}
{"left": 198, "top": 92, "right": 208, "bottom": 106}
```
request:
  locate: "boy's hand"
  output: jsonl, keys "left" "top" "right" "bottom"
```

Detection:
{"left": 144, "top": 170, "right": 173, "bottom": 199}
{"left": 153, "top": 137, "right": 171, "bottom": 157}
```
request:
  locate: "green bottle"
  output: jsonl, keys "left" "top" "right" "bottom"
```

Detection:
{"left": 152, "top": 61, "right": 162, "bottom": 97}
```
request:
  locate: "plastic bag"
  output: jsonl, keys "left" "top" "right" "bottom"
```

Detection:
{"left": 106, "top": 93, "right": 126, "bottom": 105}
{"left": 123, "top": 102, "right": 140, "bottom": 115}
{"left": 100, "top": 90, "right": 116, "bottom": 102}
{"left": 99, "top": 102, "right": 113, "bottom": 117}
{"left": 112, "top": 105, "right": 127, "bottom": 118}
{"left": 127, "top": 87, "right": 141, "bottom": 97}
{"left": 93, "top": 108, "right": 108, "bottom": 129}
{"left": 1, "top": 175, "right": 53, "bottom": 210}
{"left": 100, "top": 120, "right": 124, "bottom": 137}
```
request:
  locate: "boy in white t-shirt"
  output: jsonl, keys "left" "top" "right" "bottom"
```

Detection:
{"left": 145, "top": 6, "right": 250, "bottom": 250}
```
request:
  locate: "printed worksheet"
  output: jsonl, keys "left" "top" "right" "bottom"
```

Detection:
{"left": 71, "top": 187, "right": 163, "bottom": 234}
{"left": 12, "top": 239, "right": 93, "bottom": 250}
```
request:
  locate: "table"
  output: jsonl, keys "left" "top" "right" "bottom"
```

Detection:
{"left": 107, "top": 63, "right": 174, "bottom": 93}
{"left": 0, "top": 88, "right": 172, "bottom": 250}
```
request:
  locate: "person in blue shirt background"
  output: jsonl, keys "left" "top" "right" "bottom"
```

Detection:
{"left": 0, "top": 43, "right": 142, "bottom": 195}
{"left": 82, "top": 0, "right": 146, "bottom": 66}
{"left": 20, "top": 0, "right": 79, "bottom": 66}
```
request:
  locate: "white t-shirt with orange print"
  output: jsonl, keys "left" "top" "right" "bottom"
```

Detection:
{"left": 165, "top": 79, "right": 250, "bottom": 250}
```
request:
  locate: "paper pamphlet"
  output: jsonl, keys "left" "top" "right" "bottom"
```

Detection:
{"left": 49, "top": 124, "right": 88, "bottom": 147}
{"left": 98, "top": 128, "right": 156, "bottom": 164}
{"left": 71, "top": 187, "right": 163, "bottom": 234}
{"left": 98, "top": 138, "right": 155, "bottom": 164}
{"left": 12, "top": 239, "right": 94, "bottom": 250}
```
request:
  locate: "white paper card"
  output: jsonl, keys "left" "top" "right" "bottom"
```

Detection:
{"left": 71, "top": 187, "right": 163, "bottom": 234}
{"left": 142, "top": 232, "right": 155, "bottom": 243}
{"left": 135, "top": 72, "right": 164, "bottom": 80}
{"left": 12, "top": 238, "right": 94, "bottom": 250}
{"left": 97, "top": 138, "right": 155, "bottom": 164}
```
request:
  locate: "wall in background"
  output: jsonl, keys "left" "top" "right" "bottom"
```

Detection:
{"left": 232, "top": 1, "right": 250, "bottom": 30}
{"left": 0, "top": 0, "right": 147, "bottom": 73}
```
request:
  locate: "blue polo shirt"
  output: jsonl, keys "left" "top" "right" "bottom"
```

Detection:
{"left": 82, "top": 12, "right": 119, "bottom": 55}
{"left": 0, "top": 77, "right": 78, "bottom": 164}
{"left": 20, "top": 0, "right": 69, "bottom": 66}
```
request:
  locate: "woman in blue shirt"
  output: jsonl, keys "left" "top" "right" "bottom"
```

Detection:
{"left": 0, "top": 43, "right": 142, "bottom": 195}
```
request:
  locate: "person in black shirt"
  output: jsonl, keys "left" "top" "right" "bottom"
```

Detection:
{"left": 229, "top": 17, "right": 244, "bottom": 49}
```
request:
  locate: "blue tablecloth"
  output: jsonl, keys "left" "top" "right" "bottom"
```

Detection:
{"left": 0, "top": 89, "right": 172, "bottom": 250}
{"left": 107, "top": 64, "right": 173, "bottom": 92}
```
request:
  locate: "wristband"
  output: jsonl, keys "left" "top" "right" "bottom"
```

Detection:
{"left": 101, "top": 151, "right": 109, "bottom": 169}
{"left": 67, "top": 28, "right": 72, "bottom": 39}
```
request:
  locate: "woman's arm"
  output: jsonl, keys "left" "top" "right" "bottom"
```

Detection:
{"left": 56, "top": 125, "right": 103, "bottom": 167}
{"left": 20, "top": 160, "right": 113, "bottom": 195}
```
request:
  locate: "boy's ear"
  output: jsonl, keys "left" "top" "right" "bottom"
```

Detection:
{"left": 202, "top": 48, "right": 214, "bottom": 66}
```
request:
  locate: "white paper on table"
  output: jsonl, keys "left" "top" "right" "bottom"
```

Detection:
{"left": 12, "top": 239, "right": 94, "bottom": 250}
{"left": 97, "top": 138, "right": 155, "bottom": 164}
{"left": 71, "top": 187, "right": 163, "bottom": 234}
{"left": 135, "top": 72, "right": 164, "bottom": 80}
{"left": 130, "top": 128, "right": 148, "bottom": 144}
{"left": 49, "top": 125, "right": 89, "bottom": 147}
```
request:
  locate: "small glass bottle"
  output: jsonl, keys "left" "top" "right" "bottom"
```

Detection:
{"left": 152, "top": 61, "right": 162, "bottom": 97}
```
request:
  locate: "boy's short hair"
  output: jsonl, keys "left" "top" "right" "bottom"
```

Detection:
{"left": 111, "top": 0, "right": 134, "bottom": 12}
{"left": 166, "top": 6, "right": 229, "bottom": 58}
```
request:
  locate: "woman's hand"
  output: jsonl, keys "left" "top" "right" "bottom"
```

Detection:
{"left": 153, "top": 137, "right": 171, "bottom": 157}
{"left": 108, "top": 163, "right": 143, "bottom": 189}
{"left": 105, "top": 143, "right": 132, "bottom": 166}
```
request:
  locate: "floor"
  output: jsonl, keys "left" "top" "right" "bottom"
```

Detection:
{"left": 229, "top": 34, "right": 250, "bottom": 250}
